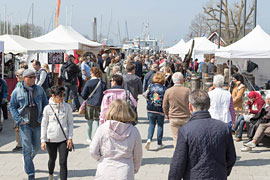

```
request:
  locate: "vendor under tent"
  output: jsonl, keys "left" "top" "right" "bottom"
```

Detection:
{"left": 166, "top": 39, "right": 185, "bottom": 55}
{"left": 32, "top": 25, "right": 102, "bottom": 53}
{"left": 215, "top": 25, "right": 270, "bottom": 87}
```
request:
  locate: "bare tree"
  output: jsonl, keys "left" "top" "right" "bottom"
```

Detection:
{"left": 188, "top": 0, "right": 255, "bottom": 44}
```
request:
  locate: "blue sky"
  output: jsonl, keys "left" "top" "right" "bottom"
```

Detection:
{"left": 0, "top": 0, "right": 270, "bottom": 46}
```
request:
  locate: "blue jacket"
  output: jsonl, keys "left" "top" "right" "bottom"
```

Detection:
{"left": 81, "top": 78, "right": 106, "bottom": 106}
{"left": 0, "top": 78, "right": 8, "bottom": 103}
{"left": 146, "top": 83, "right": 167, "bottom": 113}
{"left": 9, "top": 82, "right": 48, "bottom": 126}
{"left": 143, "top": 70, "right": 156, "bottom": 92}
{"left": 169, "top": 111, "right": 236, "bottom": 180}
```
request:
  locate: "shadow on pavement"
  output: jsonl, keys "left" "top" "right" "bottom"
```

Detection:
{"left": 142, "top": 157, "right": 171, "bottom": 165}
{"left": 142, "top": 137, "right": 173, "bottom": 143}
{"left": 69, "top": 169, "right": 96, "bottom": 177}
{"left": 235, "top": 159, "right": 270, "bottom": 166}
{"left": 0, "top": 119, "right": 17, "bottom": 147}
{"left": 74, "top": 143, "right": 89, "bottom": 150}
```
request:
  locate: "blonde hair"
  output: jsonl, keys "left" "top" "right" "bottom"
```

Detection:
{"left": 42, "top": 63, "right": 50, "bottom": 73}
{"left": 152, "top": 72, "right": 165, "bottom": 85}
{"left": 106, "top": 99, "right": 136, "bottom": 123}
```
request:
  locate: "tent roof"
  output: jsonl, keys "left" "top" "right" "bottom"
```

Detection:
{"left": 215, "top": 25, "right": 270, "bottom": 59}
{"left": 166, "top": 39, "right": 185, "bottom": 54}
{"left": 32, "top": 25, "right": 102, "bottom": 50}
{"left": 183, "top": 37, "right": 218, "bottom": 55}
{"left": 0, "top": 34, "right": 65, "bottom": 54}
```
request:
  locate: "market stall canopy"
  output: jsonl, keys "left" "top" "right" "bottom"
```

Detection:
{"left": 215, "top": 25, "right": 270, "bottom": 59}
{"left": 166, "top": 39, "right": 185, "bottom": 54}
{"left": 0, "top": 34, "right": 65, "bottom": 54}
{"left": 32, "top": 25, "right": 102, "bottom": 51}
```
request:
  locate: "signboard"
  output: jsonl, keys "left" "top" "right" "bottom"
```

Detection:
{"left": 48, "top": 53, "right": 64, "bottom": 64}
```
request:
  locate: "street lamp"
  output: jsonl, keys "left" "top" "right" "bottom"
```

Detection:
{"left": 254, "top": 0, "right": 257, "bottom": 28}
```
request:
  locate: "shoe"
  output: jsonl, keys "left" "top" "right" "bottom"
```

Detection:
{"left": 235, "top": 137, "right": 242, "bottom": 142}
{"left": 12, "top": 146, "right": 22, "bottom": 152}
{"left": 244, "top": 141, "right": 256, "bottom": 148}
{"left": 86, "top": 139, "right": 92, "bottom": 144}
{"left": 241, "top": 146, "right": 252, "bottom": 152}
{"left": 28, "top": 175, "right": 35, "bottom": 180}
{"left": 231, "top": 130, "right": 235, "bottom": 135}
{"left": 49, "top": 174, "right": 54, "bottom": 180}
{"left": 144, "top": 139, "right": 151, "bottom": 151}
{"left": 157, "top": 144, "right": 165, "bottom": 150}
{"left": 73, "top": 109, "right": 79, "bottom": 112}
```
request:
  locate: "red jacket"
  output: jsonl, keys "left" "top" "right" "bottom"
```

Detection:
{"left": 247, "top": 92, "right": 265, "bottom": 114}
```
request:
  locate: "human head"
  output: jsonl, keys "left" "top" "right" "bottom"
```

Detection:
{"left": 152, "top": 72, "right": 165, "bottom": 85}
{"left": 106, "top": 99, "right": 136, "bottom": 123}
{"left": 211, "top": 58, "right": 215, "bottom": 64}
{"left": 151, "top": 64, "right": 159, "bottom": 72}
{"left": 19, "top": 61, "right": 28, "bottom": 69}
{"left": 265, "top": 94, "right": 270, "bottom": 105}
{"left": 90, "top": 67, "right": 102, "bottom": 78}
{"left": 213, "top": 75, "right": 224, "bottom": 88}
{"left": 15, "top": 68, "right": 25, "bottom": 82}
{"left": 172, "top": 72, "right": 184, "bottom": 85}
{"left": 51, "top": 85, "right": 65, "bottom": 103}
{"left": 31, "top": 60, "right": 41, "bottom": 71}
{"left": 23, "top": 69, "right": 36, "bottom": 86}
{"left": 232, "top": 73, "right": 242, "bottom": 84}
{"left": 126, "top": 63, "right": 135, "bottom": 73}
{"left": 68, "top": 55, "right": 75, "bottom": 62}
{"left": 111, "top": 74, "right": 123, "bottom": 87}
{"left": 248, "top": 91, "right": 261, "bottom": 102}
{"left": 102, "top": 53, "right": 108, "bottom": 60}
{"left": 164, "top": 66, "right": 172, "bottom": 75}
{"left": 112, "top": 66, "right": 121, "bottom": 75}
{"left": 189, "top": 90, "right": 210, "bottom": 113}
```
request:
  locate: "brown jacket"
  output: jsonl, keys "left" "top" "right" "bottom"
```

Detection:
{"left": 163, "top": 85, "right": 190, "bottom": 119}
{"left": 230, "top": 81, "right": 245, "bottom": 111}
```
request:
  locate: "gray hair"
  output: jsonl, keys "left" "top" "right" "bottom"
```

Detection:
{"left": 15, "top": 68, "right": 26, "bottom": 76}
{"left": 213, "top": 75, "right": 224, "bottom": 88}
{"left": 172, "top": 72, "right": 184, "bottom": 84}
{"left": 113, "top": 66, "right": 120, "bottom": 72}
{"left": 266, "top": 93, "right": 270, "bottom": 100}
{"left": 189, "top": 90, "right": 210, "bottom": 111}
{"left": 102, "top": 53, "right": 108, "bottom": 58}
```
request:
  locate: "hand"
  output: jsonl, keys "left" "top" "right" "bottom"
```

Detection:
{"left": 20, "top": 121, "right": 25, "bottom": 125}
{"left": 41, "top": 142, "right": 46, "bottom": 151}
{"left": 208, "top": 86, "right": 215, "bottom": 92}
{"left": 67, "top": 139, "right": 73, "bottom": 150}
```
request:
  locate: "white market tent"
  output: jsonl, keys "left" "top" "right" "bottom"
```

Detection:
{"left": 215, "top": 25, "right": 270, "bottom": 87}
{"left": 166, "top": 39, "right": 185, "bottom": 54}
{"left": 32, "top": 25, "right": 102, "bottom": 51}
{"left": 179, "top": 37, "right": 218, "bottom": 62}
{"left": 0, "top": 34, "right": 65, "bottom": 54}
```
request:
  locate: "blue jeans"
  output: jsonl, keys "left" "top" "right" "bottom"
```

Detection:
{"left": 233, "top": 115, "right": 245, "bottom": 138}
{"left": 64, "top": 84, "right": 81, "bottom": 110}
{"left": 19, "top": 124, "right": 41, "bottom": 177}
{"left": 147, "top": 112, "right": 164, "bottom": 145}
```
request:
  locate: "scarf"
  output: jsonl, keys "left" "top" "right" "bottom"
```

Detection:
{"left": 23, "top": 82, "right": 36, "bottom": 107}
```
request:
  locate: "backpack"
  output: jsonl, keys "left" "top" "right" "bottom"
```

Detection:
{"left": 62, "top": 64, "right": 74, "bottom": 82}
{"left": 47, "top": 72, "right": 54, "bottom": 87}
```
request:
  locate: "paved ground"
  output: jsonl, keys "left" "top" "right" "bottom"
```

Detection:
{"left": 1, "top": 95, "right": 270, "bottom": 180}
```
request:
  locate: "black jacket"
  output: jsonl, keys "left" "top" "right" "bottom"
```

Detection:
{"left": 135, "top": 60, "right": 143, "bottom": 77}
{"left": 60, "top": 60, "right": 80, "bottom": 86}
{"left": 81, "top": 79, "right": 106, "bottom": 106}
{"left": 147, "top": 83, "right": 167, "bottom": 113}
{"left": 169, "top": 111, "right": 236, "bottom": 180}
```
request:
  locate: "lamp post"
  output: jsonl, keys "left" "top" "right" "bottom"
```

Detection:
{"left": 243, "top": 0, "right": 247, "bottom": 36}
{"left": 218, "top": 0, "right": 222, "bottom": 49}
{"left": 254, "top": 0, "right": 257, "bottom": 28}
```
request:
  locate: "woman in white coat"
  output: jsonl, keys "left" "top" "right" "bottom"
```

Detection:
{"left": 89, "top": 99, "right": 142, "bottom": 180}
{"left": 41, "top": 86, "right": 73, "bottom": 180}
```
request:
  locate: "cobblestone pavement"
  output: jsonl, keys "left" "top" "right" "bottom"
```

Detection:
{"left": 0, "top": 96, "right": 270, "bottom": 180}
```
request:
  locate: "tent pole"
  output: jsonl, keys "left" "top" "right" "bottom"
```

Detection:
{"left": 229, "top": 59, "right": 231, "bottom": 85}
{"left": 2, "top": 52, "right": 4, "bottom": 79}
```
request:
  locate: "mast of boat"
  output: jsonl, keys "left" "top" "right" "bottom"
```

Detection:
{"left": 117, "top": 21, "right": 121, "bottom": 45}
{"left": 107, "top": 9, "right": 112, "bottom": 43}
{"left": 125, "top": 20, "right": 129, "bottom": 41}
{"left": 99, "top": 15, "right": 102, "bottom": 42}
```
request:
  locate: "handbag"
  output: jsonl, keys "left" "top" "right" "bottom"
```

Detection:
{"left": 49, "top": 104, "right": 75, "bottom": 152}
{"left": 78, "top": 80, "right": 101, "bottom": 114}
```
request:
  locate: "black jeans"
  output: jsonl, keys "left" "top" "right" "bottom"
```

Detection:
{"left": 46, "top": 141, "right": 69, "bottom": 180}
{"left": 0, "top": 103, "right": 8, "bottom": 119}
{"left": 64, "top": 84, "right": 81, "bottom": 110}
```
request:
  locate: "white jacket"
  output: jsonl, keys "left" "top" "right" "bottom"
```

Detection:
{"left": 208, "top": 88, "right": 232, "bottom": 123}
{"left": 41, "top": 98, "right": 73, "bottom": 143}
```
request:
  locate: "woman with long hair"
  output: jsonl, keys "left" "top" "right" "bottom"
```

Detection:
{"left": 89, "top": 99, "right": 142, "bottom": 180}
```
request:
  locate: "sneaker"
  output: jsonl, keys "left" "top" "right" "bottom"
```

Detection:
{"left": 244, "top": 141, "right": 256, "bottom": 148}
{"left": 241, "top": 146, "right": 252, "bottom": 152}
{"left": 144, "top": 139, "right": 151, "bottom": 151}
{"left": 235, "top": 137, "right": 242, "bottom": 142}
{"left": 12, "top": 146, "right": 22, "bottom": 152}
{"left": 86, "top": 139, "right": 92, "bottom": 144}
{"left": 28, "top": 175, "right": 35, "bottom": 180}
{"left": 49, "top": 174, "right": 54, "bottom": 180}
{"left": 157, "top": 144, "right": 165, "bottom": 150}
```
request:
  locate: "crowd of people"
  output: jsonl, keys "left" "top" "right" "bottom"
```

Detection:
{"left": 1, "top": 50, "right": 270, "bottom": 180}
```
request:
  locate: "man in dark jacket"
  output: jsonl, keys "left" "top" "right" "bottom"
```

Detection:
{"left": 143, "top": 64, "right": 158, "bottom": 92}
{"left": 134, "top": 56, "right": 143, "bottom": 78}
{"left": 169, "top": 90, "right": 236, "bottom": 180}
{"left": 123, "top": 63, "right": 142, "bottom": 101}
{"left": 61, "top": 55, "right": 81, "bottom": 111}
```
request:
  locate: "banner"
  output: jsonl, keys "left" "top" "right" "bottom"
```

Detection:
{"left": 55, "top": 0, "right": 61, "bottom": 28}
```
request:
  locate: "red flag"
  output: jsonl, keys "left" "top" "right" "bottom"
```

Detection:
{"left": 55, "top": 0, "right": 61, "bottom": 27}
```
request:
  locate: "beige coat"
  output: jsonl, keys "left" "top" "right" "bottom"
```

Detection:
{"left": 230, "top": 81, "right": 245, "bottom": 111}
